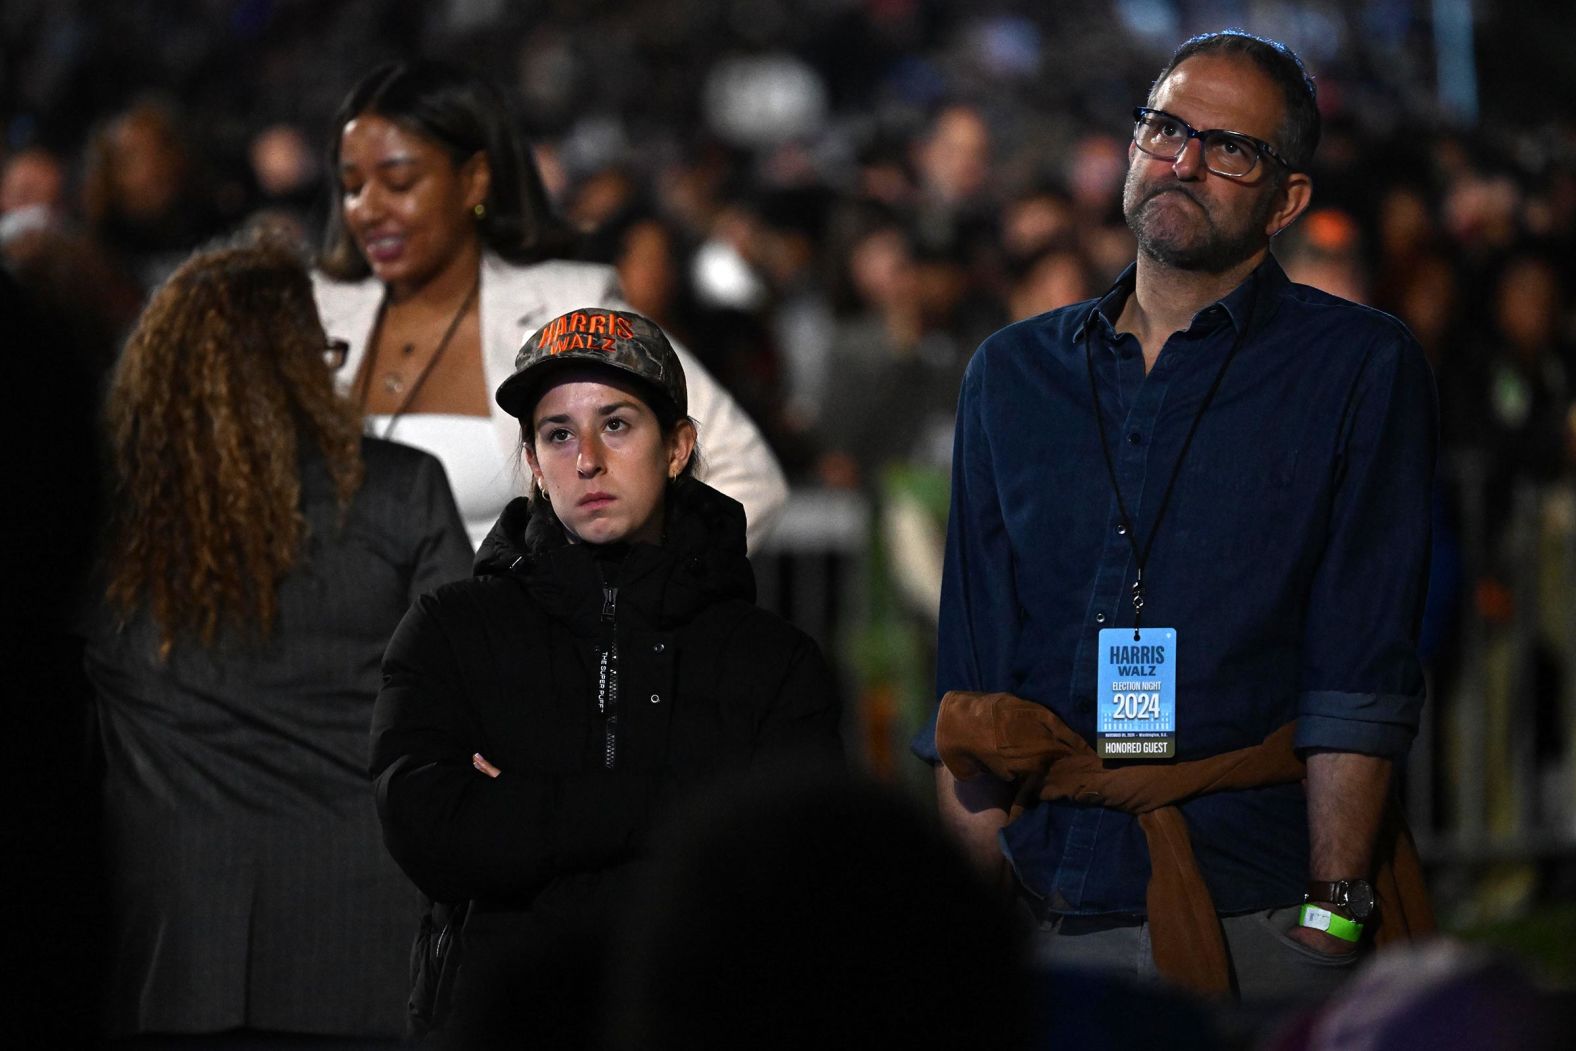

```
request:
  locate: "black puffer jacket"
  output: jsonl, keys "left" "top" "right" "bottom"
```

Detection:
{"left": 370, "top": 479, "right": 841, "bottom": 1045}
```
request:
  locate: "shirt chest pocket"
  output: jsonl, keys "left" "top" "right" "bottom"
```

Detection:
{"left": 1168, "top": 448, "right": 1302, "bottom": 563}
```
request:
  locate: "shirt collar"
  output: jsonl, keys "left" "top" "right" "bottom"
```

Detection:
{"left": 1074, "top": 255, "right": 1289, "bottom": 345}
{"left": 1073, "top": 263, "right": 1136, "bottom": 345}
{"left": 1219, "top": 254, "right": 1287, "bottom": 333}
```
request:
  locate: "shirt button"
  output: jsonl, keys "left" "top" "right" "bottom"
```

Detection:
{"left": 652, "top": 642, "right": 665, "bottom": 654}
{"left": 1128, "top": 432, "right": 1142, "bottom": 446}
{"left": 1115, "top": 523, "right": 1127, "bottom": 535}
{"left": 650, "top": 693, "right": 661, "bottom": 705}
{"left": 1095, "top": 612, "right": 1106, "bottom": 624}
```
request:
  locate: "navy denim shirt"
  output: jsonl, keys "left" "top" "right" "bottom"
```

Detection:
{"left": 915, "top": 258, "right": 1436, "bottom": 915}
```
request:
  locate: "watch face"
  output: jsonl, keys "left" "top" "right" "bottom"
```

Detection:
{"left": 1344, "top": 880, "right": 1376, "bottom": 920}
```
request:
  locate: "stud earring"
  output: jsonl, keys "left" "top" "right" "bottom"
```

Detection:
{"left": 473, "top": 202, "right": 487, "bottom": 220}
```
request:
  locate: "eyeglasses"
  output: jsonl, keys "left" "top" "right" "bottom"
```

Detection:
{"left": 1131, "top": 107, "right": 1291, "bottom": 179}
{"left": 324, "top": 338, "right": 350, "bottom": 370}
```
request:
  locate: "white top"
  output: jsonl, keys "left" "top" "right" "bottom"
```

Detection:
{"left": 367, "top": 413, "right": 516, "bottom": 552}
{"left": 313, "top": 256, "right": 788, "bottom": 552}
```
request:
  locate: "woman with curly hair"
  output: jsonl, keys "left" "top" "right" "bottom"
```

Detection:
{"left": 81, "top": 235, "right": 471, "bottom": 1043}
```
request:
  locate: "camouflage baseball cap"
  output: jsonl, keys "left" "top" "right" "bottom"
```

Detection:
{"left": 495, "top": 306, "right": 688, "bottom": 421}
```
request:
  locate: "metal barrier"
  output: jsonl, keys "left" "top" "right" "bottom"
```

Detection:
{"left": 753, "top": 487, "right": 870, "bottom": 651}
{"left": 1409, "top": 456, "right": 1576, "bottom": 868}
{"left": 752, "top": 488, "right": 873, "bottom": 764}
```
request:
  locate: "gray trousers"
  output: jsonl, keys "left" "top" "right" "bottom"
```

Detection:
{"left": 1031, "top": 905, "right": 1361, "bottom": 1007}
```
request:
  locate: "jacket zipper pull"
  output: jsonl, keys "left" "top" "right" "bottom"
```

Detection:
{"left": 597, "top": 586, "right": 619, "bottom": 769}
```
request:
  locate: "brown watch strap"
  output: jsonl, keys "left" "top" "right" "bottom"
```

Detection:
{"left": 1305, "top": 880, "right": 1344, "bottom": 904}
{"left": 1306, "top": 878, "right": 1377, "bottom": 920}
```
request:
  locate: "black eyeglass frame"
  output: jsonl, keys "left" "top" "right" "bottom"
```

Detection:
{"left": 1131, "top": 107, "right": 1294, "bottom": 178}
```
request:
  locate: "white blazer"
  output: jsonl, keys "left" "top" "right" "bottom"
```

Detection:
{"left": 312, "top": 253, "right": 788, "bottom": 552}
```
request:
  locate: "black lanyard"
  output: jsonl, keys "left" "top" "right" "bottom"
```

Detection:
{"left": 1084, "top": 281, "right": 1259, "bottom": 640}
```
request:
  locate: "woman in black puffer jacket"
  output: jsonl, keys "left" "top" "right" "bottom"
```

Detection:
{"left": 369, "top": 307, "right": 842, "bottom": 1048}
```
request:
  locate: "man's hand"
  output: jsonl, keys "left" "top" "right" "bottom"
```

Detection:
{"left": 1286, "top": 912, "right": 1360, "bottom": 956}
{"left": 935, "top": 763, "right": 1015, "bottom": 893}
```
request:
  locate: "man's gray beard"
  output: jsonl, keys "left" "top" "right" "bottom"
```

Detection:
{"left": 1126, "top": 185, "right": 1277, "bottom": 274}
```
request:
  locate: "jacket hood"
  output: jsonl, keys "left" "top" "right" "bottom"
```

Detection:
{"left": 473, "top": 478, "right": 755, "bottom": 628}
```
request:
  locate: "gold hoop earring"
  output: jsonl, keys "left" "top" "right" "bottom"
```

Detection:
{"left": 473, "top": 202, "right": 487, "bottom": 220}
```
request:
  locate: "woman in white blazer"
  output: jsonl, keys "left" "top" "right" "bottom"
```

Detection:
{"left": 312, "top": 60, "right": 787, "bottom": 552}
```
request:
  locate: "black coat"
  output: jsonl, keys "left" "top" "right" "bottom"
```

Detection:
{"left": 370, "top": 479, "right": 842, "bottom": 1045}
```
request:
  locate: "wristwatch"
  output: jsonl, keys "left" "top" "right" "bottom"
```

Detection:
{"left": 1305, "top": 879, "right": 1376, "bottom": 921}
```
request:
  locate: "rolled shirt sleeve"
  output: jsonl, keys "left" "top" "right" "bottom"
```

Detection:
{"left": 1294, "top": 325, "right": 1437, "bottom": 757}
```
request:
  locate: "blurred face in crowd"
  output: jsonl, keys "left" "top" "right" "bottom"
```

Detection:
{"left": 1003, "top": 191, "right": 1075, "bottom": 258}
{"left": 1012, "top": 249, "right": 1094, "bottom": 321}
{"left": 337, "top": 113, "right": 490, "bottom": 299}
{"left": 525, "top": 370, "right": 695, "bottom": 547}
{"left": 568, "top": 168, "right": 637, "bottom": 232}
{"left": 251, "top": 124, "right": 317, "bottom": 198}
{"left": 1281, "top": 208, "right": 1367, "bottom": 303}
{"left": 919, "top": 105, "right": 990, "bottom": 205}
{"left": 1123, "top": 53, "right": 1309, "bottom": 274}
{"left": 110, "top": 111, "right": 185, "bottom": 221}
{"left": 1496, "top": 256, "right": 1561, "bottom": 354}
{"left": 618, "top": 219, "right": 679, "bottom": 322}
{"left": 1069, "top": 133, "right": 1127, "bottom": 214}
{"left": 1398, "top": 256, "right": 1456, "bottom": 354}
{"left": 1378, "top": 186, "right": 1434, "bottom": 262}
{"left": 849, "top": 227, "right": 918, "bottom": 311}
{"left": 0, "top": 148, "right": 66, "bottom": 216}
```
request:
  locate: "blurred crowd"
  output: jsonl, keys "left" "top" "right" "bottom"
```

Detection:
{"left": 5, "top": 2, "right": 1575, "bottom": 499}
{"left": 9, "top": 0, "right": 1576, "bottom": 836}
{"left": 6, "top": 2, "right": 1576, "bottom": 1044}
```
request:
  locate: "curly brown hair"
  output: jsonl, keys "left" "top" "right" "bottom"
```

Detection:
{"left": 105, "top": 235, "right": 364, "bottom": 658}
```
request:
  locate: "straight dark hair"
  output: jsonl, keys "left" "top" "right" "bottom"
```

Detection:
{"left": 318, "top": 60, "right": 575, "bottom": 279}
{"left": 1149, "top": 30, "right": 1321, "bottom": 173}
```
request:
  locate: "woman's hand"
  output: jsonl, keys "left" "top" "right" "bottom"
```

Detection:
{"left": 472, "top": 752, "right": 502, "bottom": 778}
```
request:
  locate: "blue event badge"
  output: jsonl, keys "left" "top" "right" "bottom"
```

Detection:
{"left": 1096, "top": 627, "right": 1177, "bottom": 760}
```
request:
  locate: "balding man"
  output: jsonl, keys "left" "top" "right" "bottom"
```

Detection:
{"left": 918, "top": 30, "right": 1435, "bottom": 1004}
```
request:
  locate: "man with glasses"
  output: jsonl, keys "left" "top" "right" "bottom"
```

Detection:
{"left": 916, "top": 31, "right": 1436, "bottom": 1004}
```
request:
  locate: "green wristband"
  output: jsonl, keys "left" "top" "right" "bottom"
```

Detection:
{"left": 1298, "top": 902, "right": 1364, "bottom": 943}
